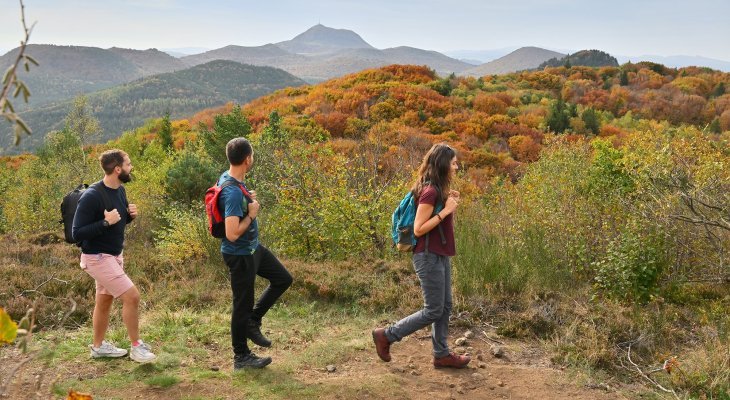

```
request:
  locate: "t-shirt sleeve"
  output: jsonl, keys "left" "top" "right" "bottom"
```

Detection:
{"left": 223, "top": 186, "right": 246, "bottom": 218}
{"left": 418, "top": 186, "right": 438, "bottom": 207}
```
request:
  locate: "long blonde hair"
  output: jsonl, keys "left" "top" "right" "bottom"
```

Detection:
{"left": 410, "top": 143, "right": 456, "bottom": 203}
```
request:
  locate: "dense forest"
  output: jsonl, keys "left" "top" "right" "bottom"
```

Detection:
{"left": 0, "top": 60, "right": 306, "bottom": 155}
{"left": 537, "top": 49, "right": 619, "bottom": 69}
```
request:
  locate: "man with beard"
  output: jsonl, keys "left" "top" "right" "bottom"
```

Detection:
{"left": 72, "top": 149, "right": 156, "bottom": 363}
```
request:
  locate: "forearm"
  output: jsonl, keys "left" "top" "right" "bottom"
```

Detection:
{"left": 72, "top": 219, "right": 106, "bottom": 241}
{"left": 415, "top": 212, "right": 443, "bottom": 237}
{"left": 235, "top": 215, "right": 254, "bottom": 236}
{"left": 226, "top": 215, "right": 254, "bottom": 242}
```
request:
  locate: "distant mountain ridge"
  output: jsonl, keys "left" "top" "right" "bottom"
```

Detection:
{"left": 463, "top": 47, "right": 566, "bottom": 76}
{"left": 538, "top": 50, "right": 619, "bottom": 69}
{"left": 181, "top": 24, "right": 472, "bottom": 82}
{"left": 0, "top": 60, "right": 306, "bottom": 155}
{"left": 0, "top": 44, "right": 185, "bottom": 109}
{"left": 615, "top": 54, "right": 730, "bottom": 72}
{"left": 275, "top": 24, "right": 375, "bottom": 55}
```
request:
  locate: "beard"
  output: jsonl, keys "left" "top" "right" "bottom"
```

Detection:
{"left": 119, "top": 171, "right": 132, "bottom": 183}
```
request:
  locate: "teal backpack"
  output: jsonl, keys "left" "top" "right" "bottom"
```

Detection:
{"left": 391, "top": 188, "right": 446, "bottom": 252}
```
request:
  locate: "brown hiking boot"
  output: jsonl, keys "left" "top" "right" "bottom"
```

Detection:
{"left": 433, "top": 352, "right": 471, "bottom": 369}
{"left": 371, "top": 328, "right": 391, "bottom": 362}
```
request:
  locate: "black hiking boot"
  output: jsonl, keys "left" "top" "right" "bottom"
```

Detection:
{"left": 234, "top": 353, "right": 272, "bottom": 370}
{"left": 246, "top": 320, "right": 272, "bottom": 348}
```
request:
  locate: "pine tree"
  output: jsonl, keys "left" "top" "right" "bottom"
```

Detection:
{"left": 709, "top": 118, "right": 721, "bottom": 134}
{"left": 713, "top": 82, "right": 726, "bottom": 98}
{"left": 582, "top": 108, "right": 600, "bottom": 135}
{"left": 261, "top": 110, "right": 289, "bottom": 148}
{"left": 620, "top": 70, "right": 629, "bottom": 86}
{"left": 546, "top": 98, "right": 570, "bottom": 133}
{"left": 158, "top": 111, "right": 173, "bottom": 150}
{"left": 200, "top": 104, "right": 251, "bottom": 168}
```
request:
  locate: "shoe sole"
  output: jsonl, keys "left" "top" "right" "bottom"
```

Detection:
{"left": 91, "top": 352, "right": 128, "bottom": 358}
{"left": 371, "top": 330, "right": 391, "bottom": 362}
{"left": 434, "top": 364, "right": 469, "bottom": 369}
{"left": 250, "top": 339, "right": 272, "bottom": 348}
{"left": 234, "top": 357, "right": 272, "bottom": 370}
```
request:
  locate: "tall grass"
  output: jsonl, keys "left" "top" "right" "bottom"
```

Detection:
{"left": 453, "top": 199, "right": 569, "bottom": 297}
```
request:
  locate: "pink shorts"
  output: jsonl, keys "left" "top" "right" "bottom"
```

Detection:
{"left": 80, "top": 253, "right": 134, "bottom": 298}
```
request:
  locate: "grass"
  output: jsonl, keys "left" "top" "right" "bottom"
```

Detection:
{"left": 2, "top": 230, "right": 729, "bottom": 399}
{"left": 16, "top": 297, "right": 400, "bottom": 399}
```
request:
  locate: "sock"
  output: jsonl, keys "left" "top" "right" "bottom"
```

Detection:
{"left": 132, "top": 340, "right": 140, "bottom": 347}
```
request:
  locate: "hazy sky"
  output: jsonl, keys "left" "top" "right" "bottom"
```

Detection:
{"left": 1, "top": 0, "right": 728, "bottom": 60}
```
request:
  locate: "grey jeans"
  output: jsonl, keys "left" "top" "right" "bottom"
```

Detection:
{"left": 385, "top": 252, "right": 452, "bottom": 358}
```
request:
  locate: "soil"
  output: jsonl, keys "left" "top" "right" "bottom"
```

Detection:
{"left": 0, "top": 327, "right": 634, "bottom": 400}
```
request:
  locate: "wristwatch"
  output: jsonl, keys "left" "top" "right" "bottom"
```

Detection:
{"left": 102, "top": 219, "right": 110, "bottom": 228}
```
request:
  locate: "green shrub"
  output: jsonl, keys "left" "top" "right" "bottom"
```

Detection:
{"left": 165, "top": 150, "right": 218, "bottom": 205}
{"left": 592, "top": 224, "right": 666, "bottom": 302}
{"left": 155, "top": 206, "right": 219, "bottom": 265}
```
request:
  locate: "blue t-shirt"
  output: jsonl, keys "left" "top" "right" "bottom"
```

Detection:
{"left": 218, "top": 172, "right": 259, "bottom": 255}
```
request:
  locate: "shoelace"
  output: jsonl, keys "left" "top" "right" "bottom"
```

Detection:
{"left": 134, "top": 341, "right": 151, "bottom": 351}
{"left": 98, "top": 341, "right": 116, "bottom": 351}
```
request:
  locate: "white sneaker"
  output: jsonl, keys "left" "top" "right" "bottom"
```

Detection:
{"left": 130, "top": 340, "right": 157, "bottom": 363}
{"left": 90, "top": 341, "right": 128, "bottom": 358}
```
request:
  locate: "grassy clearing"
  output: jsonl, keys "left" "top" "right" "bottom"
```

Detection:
{"left": 2, "top": 228, "right": 729, "bottom": 398}
{"left": 26, "top": 298, "right": 402, "bottom": 399}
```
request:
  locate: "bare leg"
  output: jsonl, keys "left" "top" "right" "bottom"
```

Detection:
{"left": 93, "top": 294, "right": 114, "bottom": 347}
{"left": 119, "top": 286, "right": 140, "bottom": 343}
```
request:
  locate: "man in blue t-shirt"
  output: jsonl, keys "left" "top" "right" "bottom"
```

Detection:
{"left": 218, "top": 137, "right": 293, "bottom": 370}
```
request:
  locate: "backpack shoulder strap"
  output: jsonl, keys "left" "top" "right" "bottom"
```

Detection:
{"left": 91, "top": 181, "right": 113, "bottom": 212}
{"left": 220, "top": 180, "right": 238, "bottom": 189}
{"left": 220, "top": 179, "right": 252, "bottom": 199}
{"left": 119, "top": 184, "right": 128, "bottom": 206}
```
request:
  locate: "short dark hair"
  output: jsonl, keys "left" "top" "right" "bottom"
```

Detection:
{"left": 226, "top": 138, "right": 252, "bottom": 166}
{"left": 99, "top": 149, "right": 128, "bottom": 175}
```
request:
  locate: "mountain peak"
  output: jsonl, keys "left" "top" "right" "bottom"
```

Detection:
{"left": 276, "top": 24, "right": 375, "bottom": 55}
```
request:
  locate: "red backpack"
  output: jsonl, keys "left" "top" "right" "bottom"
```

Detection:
{"left": 204, "top": 180, "right": 252, "bottom": 238}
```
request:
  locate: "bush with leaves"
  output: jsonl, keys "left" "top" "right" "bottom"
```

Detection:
{"left": 262, "top": 141, "right": 406, "bottom": 260}
{"left": 591, "top": 222, "right": 666, "bottom": 302}
{"left": 165, "top": 149, "right": 218, "bottom": 205}
{"left": 154, "top": 206, "right": 219, "bottom": 265}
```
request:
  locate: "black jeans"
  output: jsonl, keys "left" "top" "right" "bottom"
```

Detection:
{"left": 223, "top": 245, "right": 293, "bottom": 356}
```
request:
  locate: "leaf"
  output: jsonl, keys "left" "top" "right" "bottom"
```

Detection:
{"left": 0, "top": 307, "right": 18, "bottom": 345}
{"left": 3, "top": 98, "right": 14, "bottom": 113}
{"left": 66, "top": 390, "right": 94, "bottom": 400}
{"left": 24, "top": 54, "right": 39, "bottom": 66}
{"left": 2, "top": 66, "right": 12, "bottom": 84}
{"left": 14, "top": 124, "right": 22, "bottom": 145}
{"left": 21, "top": 84, "right": 30, "bottom": 103}
{"left": 16, "top": 116, "right": 34, "bottom": 135}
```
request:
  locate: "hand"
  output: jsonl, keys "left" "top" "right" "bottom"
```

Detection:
{"left": 127, "top": 203, "right": 138, "bottom": 219}
{"left": 104, "top": 209, "right": 122, "bottom": 225}
{"left": 249, "top": 190, "right": 257, "bottom": 201}
{"left": 449, "top": 190, "right": 460, "bottom": 198}
{"left": 247, "top": 200, "right": 260, "bottom": 219}
{"left": 444, "top": 196, "right": 459, "bottom": 214}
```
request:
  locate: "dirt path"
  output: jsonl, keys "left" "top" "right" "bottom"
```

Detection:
{"left": 295, "top": 329, "right": 628, "bottom": 400}
{"left": 1, "top": 326, "right": 633, "bottom": 400}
